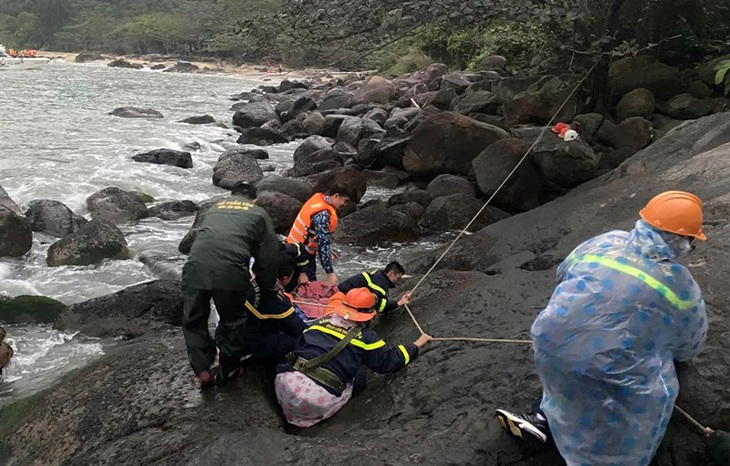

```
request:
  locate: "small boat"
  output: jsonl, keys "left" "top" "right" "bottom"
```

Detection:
{"left": 0, "top": 45, "right": 50, "bottom": 70}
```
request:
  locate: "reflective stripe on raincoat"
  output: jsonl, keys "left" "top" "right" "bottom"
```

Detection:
{"left": 531, "top": 220, "right": 707, "bottom": 466}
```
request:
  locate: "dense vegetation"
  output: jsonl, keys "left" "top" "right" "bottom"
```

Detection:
{"left": 1, "top": 0, "right": 728, "bottom": 75}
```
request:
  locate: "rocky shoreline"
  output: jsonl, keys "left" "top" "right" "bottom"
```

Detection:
{"left": 1, "top": 54, "right": 730, "bottom": 465}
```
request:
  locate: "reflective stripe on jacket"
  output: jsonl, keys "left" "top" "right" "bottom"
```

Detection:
{"left": 286, "top": 193, "right": 338, "bottom": 255}
{"left": 277, "top": 316, "right": 418, "bottom": 395}
{"left": 338, "top": 270, "right": 396, "bottom": 313}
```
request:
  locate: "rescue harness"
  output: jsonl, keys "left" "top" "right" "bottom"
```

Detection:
{"left": 285, "top": 325, "right": 362, "bottom": 393}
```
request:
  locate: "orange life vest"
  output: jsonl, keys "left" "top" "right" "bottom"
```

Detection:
{"left": 286, "top": 193, "right": 338, "bottom": 255}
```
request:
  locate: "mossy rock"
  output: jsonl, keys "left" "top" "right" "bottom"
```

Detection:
{"left": 0, "top": 295, "right": 68, "bottom": 324}
{"left": 134, "top": 192, "right": 156, "bottom": 203}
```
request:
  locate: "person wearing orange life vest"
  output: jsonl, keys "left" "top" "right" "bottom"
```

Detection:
{"left": 286, "top": 181, "right": 355, "bottom": 287}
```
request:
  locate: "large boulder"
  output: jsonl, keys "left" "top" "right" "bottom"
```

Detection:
{"left": 47, "top": 219, "right": 129, "bottom": 267}
{"left": 662, "top": 93, "right": 713, "bottom": 119}
{"left": 336, "top": 117, "right": 385, "bottom": 147}
{"left": 426, "top": 174, "right": 475, "bottom": 199}
{"left": 420, "top": 193, "right": 509, "bottom": 232}
{"left": 132, "top": 149, "right": 193, "bottom": 169}
{"left": 232, "top": 101, "right": 279, "bottom": 129}
{"left": 149, "top": 200, "right": 198, "bottom": 221}
{"left": 162, "top": 61, "right": 199, "bottom": 73}
{"left": 108, "top": 107, "right": 163, "bottom": 119}
{"left": 616, "top": 88, "right": 656, "bottom": 122}
{"left": 451, "top": 91, "right": 500, "bottom": 115}
{"left": 404, "top": 112, "right": 510, "bottom": 177}
{"left": 25, "top": 200, "right": 88, "bottom": 238}
{"left": 292, "top": 135, "right": 334, "bottom": 163}
{"left": 609, "top": 56, "right": 683, "bottom": 98}
{"left": 236, "top": 127, "right": 288, "bottom": 146}
{"left": 353, "top": 76, "right": 396, "bottom": 105}
{"left": 503, "top": 75, "right": 580, "bottom": 126}
{"left": 288, "top": 149, "right": 344, "bottom": 178}
{"left": 302, "top": 111, "right": 325, "bottom": 135}
{"left": 573, "top": 113, "right": 605, "bottom": 144}
{"left": 279, "top": 120, "right": 309, "bottom": 141}
{"left": 334, "top": 202, "right": 421, "bottom": 246}
{"left": 361, "top": 169, "right": 401, "bottom": 189}
{"left": 473, "top": 138, "right": 543, "bottom": 212}
{"left": 212, "top": 148, "right": 265, "bottom": 189}
{"left": 387, "top": 189, "right": 433, "bottom": 208}
{"left": 255, "top": 191, "right": 303, "bottom": 234}
{"left": 531, "top": 137, "right": 600, "bottom": 188}
{"left": 312, "top": 166, "right": 368, "bottom": 203}
{"left": 255, "top": 175, "right": 313, "bottom": 203}
{"left": 86, "top": 187, "right": 149, "bottom": 224}
{"left": 0, "top": 186, "right": 32, "bottom": 257}
{"left": 0, "top": 295, "right": 67, "bottom": 324}
{"left": 281, "top": 96, "right": 317, "bottom": 122}
{"left": 384, "top": 108, "right": 421, "bottom": 130}
{"left": 440, "top": 73, "right": 474, "bottom": 94}
{"left": 54, "top": 280, "right": 183, "bottom": 338}
{"left": 319, "top": 90, "right": 354, "bottom": 111}
{"left": 179, "top": 115, "right": 215, "bottom": 125}
{"left": 107, "top": 58, "right": 142, "bottom": 69}
{"left": 598, "top": 117, "right": 654, "bottom": 151}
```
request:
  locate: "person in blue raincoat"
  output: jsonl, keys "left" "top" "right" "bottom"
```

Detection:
{"left": 495, "top": 191, "right": 709, "bottom": 466}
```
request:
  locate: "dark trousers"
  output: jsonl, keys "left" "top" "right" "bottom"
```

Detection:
{"left": 297, "top": 251, "right": 317, "bottom": 282}
{"left": 182, "top": 285, "right": 248, "bottom": 376}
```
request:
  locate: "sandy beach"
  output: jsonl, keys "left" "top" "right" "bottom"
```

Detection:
{"left": 38, "top": 50, "right": 365, "bottom": 82}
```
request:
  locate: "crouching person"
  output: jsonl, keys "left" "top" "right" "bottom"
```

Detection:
{"left": 275, "top": 288, "right": 431, "bottom": 427}
{"left": 239, "top": 249, "right": 307, "bottom": 365}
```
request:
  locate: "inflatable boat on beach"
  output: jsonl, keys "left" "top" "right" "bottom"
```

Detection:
{"left": 0, "top": 45, "right": 49, "bottom": 70}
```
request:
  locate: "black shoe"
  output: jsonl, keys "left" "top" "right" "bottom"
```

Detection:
{"left": 495, "top": 409, "right": 550, "bottom": 444}
{"left": 215, "top": 366, "right": 243, "bottom": 386}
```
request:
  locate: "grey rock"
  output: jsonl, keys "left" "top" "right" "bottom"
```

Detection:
{"left": 132, "top": 149, "right": 193, "bottom": 169}
{"left": 47, "top": 219, "right": 129, "bottom": 266}
{"left": 86, "top": 187, "right": 149, "bottom": 224}
{"left": 25, "top": 200, "right": 88, "bottom": 238}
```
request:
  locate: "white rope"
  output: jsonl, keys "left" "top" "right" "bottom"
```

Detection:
{"left": 408, "top": 60, "right": 600, "bottom": 297}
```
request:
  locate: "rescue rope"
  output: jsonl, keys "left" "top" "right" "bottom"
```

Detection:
{"left": 407, "top": 60, "right": 601, "bottom": 299}
{"left": 400, "top": 61, "right": 601, "bottom": 344}
{"left": 431, "top": 336, "right": 531, "bottom": 344}
{"left": 674, "top": 404, "right": 710, "bottom": 434}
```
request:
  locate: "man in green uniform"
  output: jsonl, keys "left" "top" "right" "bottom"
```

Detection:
{"left": 181, "top": 182, "right": 280, "bottom": 388}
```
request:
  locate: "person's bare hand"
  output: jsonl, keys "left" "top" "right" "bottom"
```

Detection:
{"left": 298, "top": 273, "right": 309, "bottom": 285}
{"left": 414, "top": 333, "right": 432, "bottom": 348}
{"left": 326, "top": 273, "right": 339, "bottom": 286}
{"left": 397, "top": 292, "right": 412, "bottom": 307}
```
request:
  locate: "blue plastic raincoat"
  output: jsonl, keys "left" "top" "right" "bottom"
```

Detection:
{"left": 531, "top": 220, "right": 707, "bottom": 466}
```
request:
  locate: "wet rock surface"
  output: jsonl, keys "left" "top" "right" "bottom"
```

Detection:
{"left": 0, "top": 186, "right": 32, "bottom": 258}
{"left": 54, "top": 280, "right": 183, "bottom": 338}
{"left": 25, "top": 200, "right": 88, "bottom": 238}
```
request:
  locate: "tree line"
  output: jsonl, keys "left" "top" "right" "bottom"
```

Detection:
{"left": 1, "top": 0, "right": 728, "bottom": 76}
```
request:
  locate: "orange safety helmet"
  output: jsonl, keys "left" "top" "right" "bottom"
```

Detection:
{"left": 639, "top": 190, "right": 707, "bottom": 241}
{"left": 330, "top": 288, "right": 377, "bottom": 322}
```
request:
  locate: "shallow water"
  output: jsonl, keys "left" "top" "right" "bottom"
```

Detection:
{"left": 0, "top": 61, "right": 448, "bottom": 403}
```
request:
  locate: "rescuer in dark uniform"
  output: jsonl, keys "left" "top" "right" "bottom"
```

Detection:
{"left": 181, "top": 182, "right": 280, "bottom": 388}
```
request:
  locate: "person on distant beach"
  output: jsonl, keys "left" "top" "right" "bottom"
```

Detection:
{"left": 495, "top": 191, "right": 708, "bottom": 466}
{"left": 275, "top": 287, "right": 431, "bottom": 427}
{"left": 286, "top": 181, "right": 354, "bottom": 287}
{"left": 181, "top": 181, "right": 280, "bottom": 388}
{"left": 338, "top": 261, "right": 411, "bottom": 314}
